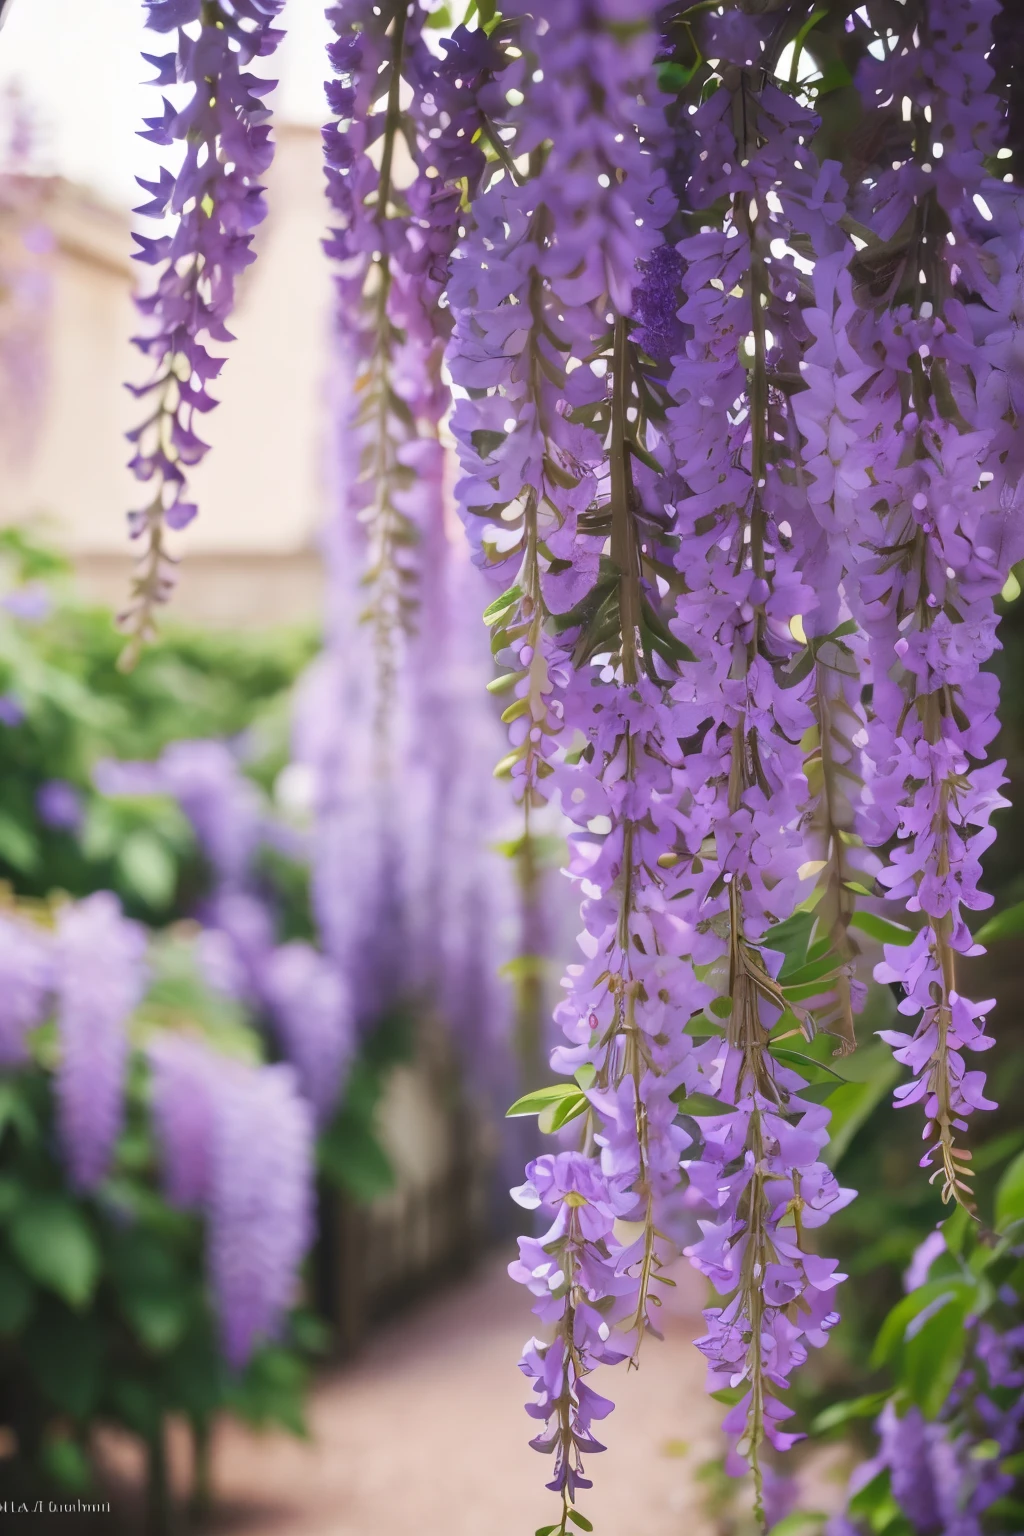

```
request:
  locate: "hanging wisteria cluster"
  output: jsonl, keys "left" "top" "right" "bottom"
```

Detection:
{"left": 123, "top": 0, "right": 287, "bottom": 659}
{"left": 124, "top": 0, "right": 1024, "bottom": 1530}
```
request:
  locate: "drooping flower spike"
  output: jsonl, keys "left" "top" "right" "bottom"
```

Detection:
{"left": 654, "top": 15, "right": 861, "bottom": 1507}
{"left": 148, "top": 1032, "right": 315, "bottom": 1368}
{"left": 321, "top": 1, "right": 506, "bottom": 728}
{"left": 123, "top": 0, "right": 287, "bottom": 662}
{"left": 818, "top": 0, "right": 1024, "bottom": 1207}
{"left": 55, "top": 893, "right": 148, "bottom": 1191}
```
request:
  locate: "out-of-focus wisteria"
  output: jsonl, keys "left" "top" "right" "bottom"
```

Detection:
{"left": 0, "top": 890, "right": 314, "bottom": 1368}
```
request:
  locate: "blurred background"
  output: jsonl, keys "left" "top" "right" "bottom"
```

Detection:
{"left": 0, "top": 4, "right": 1021, "bottom": 1535}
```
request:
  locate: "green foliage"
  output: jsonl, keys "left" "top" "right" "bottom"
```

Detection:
{"left": 7, "top": 1198, "right": 100, "bottom": 1310}
{"left": 814, "top": 1146, "right": 1024, "bottom": 1527}
{"left": 317, "top": 1003, "right": 413, "bottom": 1201}
{"left": 0, "top": 1052, "right": 318, "bottom": 1505}
{"left": 0, "top": 530, "right": 316, "bottom": 921}
{"left": 974, "top": 899, "right": 1024, "bottom": 946}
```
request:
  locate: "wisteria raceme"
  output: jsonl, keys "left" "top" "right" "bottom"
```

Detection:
{"left": 321, "top": 0, "right": 472, "bottom": 707}
{"left": 55, "top": 893, "right": 148, "bottom": 1191}
{"left": 292, "top": 401, "right": 412, "bottom": 1029}
{"left": 448, "top": 3, "right": 700, "bottom": 1520}
{"left": 508, "top": 1152, "right": 635, "bottom": 1507}
{"left": 209, "top": 1059, "right": 314, "bottom": 1369}
{"left": 123, "top": 0, "right": 286, "bottom": 658}
{"left": 832, "top": 0, "right": 1024, "bottom": 1206}
{"left": 262, "top": 941, "right": 354, "bottom": 1125}
{"left": 148, "top": 1031, "right": 219, "bottom": 1210}
{"left": 148, "top": 1032, "right": 314, "bottom": 1368}
{"left": 660, "top": 16, "right": 856, "bottom": 1505}
{"left": 0, "top": 913, "right": 52, "bottom": 1066}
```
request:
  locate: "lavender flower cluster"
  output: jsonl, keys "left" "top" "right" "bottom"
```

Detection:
{"left": 148, "top": 1032, "right": 314, "bottom": 1367}
{"left": 99, "top": 739, "right": 356, "bottom": 1125}
{"left": 124, "top": 0, "right": 286, "bottom": 656}
{"left": 444, "top": 1, "right": 1021, "bottom": 1527}
{"left": 0, "top": 892, "right": 315, "bottom": 1370}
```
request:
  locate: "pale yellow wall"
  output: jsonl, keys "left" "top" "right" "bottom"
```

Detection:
{"left": 2, "top": 125, "right": 335, "bottom": 624}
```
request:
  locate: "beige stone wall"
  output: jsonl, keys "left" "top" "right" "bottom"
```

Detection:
{"left": 1, "top": 124, "right": 333, "bottom": 627}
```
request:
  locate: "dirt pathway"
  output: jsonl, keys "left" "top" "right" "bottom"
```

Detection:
{"left": 196, "top": 1255, "right": 720, "bottom": 1536}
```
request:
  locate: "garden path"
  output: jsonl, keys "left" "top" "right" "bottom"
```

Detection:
{"left": 199, "top": 1254, "right": 719, "bottom": 1536}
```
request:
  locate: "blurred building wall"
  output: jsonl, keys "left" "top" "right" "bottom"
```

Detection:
{"left": 0, "top": 124, "right": 332, "bottom": 628}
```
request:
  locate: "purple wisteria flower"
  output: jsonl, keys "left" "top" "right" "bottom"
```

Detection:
{"left": 509, "top": 1151, "right": 636, "bottom": 1501}
{"left": 36, "top": 778, "right": 84, "bottom": 833}
{"left": 262, "top": 941, "right": 354, "bottom": 1125}
{"left": 123, "top": 0, "right": 287, "bottom": 654}
{"left": 446, "top": 4, "right": 706, "bottom": 1520}
{"left": 0, "top": 694, "right": 24, "bottom": 728}
{"left": 804, "top": 0, "right": 1024, "bottom": 1205}
{"left": 3, "top": 583, "right": 51, "bottom": 623}
{"left": 148, "top": 1032, "right": 314, "bottom": 1368}
{"left": 0, "top": 913, "right": 52, "bottom": 1066}
{"left": 54, "top": 893, "right": 148, "bottom": 1190}
{"left": 321, "top": 0, "right": 478, "bottom": 682}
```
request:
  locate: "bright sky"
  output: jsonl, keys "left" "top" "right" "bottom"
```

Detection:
{"left": 0, "top": 0, "right": 332, "bottom": 206}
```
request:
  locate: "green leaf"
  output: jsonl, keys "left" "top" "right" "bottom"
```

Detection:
{"left": 318, "top": 1114, "right": 394, "bottom": 1203}
{"left": 849, "top": 911, "right": 916, "bottom": 946}
{"left": 903, "top": 1296, "right": 973, "bottom": 1419}
{"left": 824, "top": 1058, "right": 901, "bottom": 1168}
{"left": 767, "top": 1514, "right": 828, "bottom": 1536}
{"left": 872, "top": 1281, "right": 975, "bottom": 1418}
{"left": 536, "top": 1527, "right": 559, "bottom": 1536}
{"left": 568, "top": 1512, "right": 594, "bottom": 1532}
{"left": 41, "top": 1433, "right": 92, "bottom": 1493}
{"left": 109, "top": 1229, "right": 195, "bottom": 1352}
{"left": 658, "top": 59, "right": 700, "bottom": 93}
{"left": 799, "top": 1081, "right": 848, "bottom": 1105}
{"left": 116, "top": 829, "right": 177, "bottom": 909}
{"left": 0, "top": 810, "right": 39, "bottom": 873}
{"left": 543, "top": 1091, "right": 589, "bottom": 1134}
{"left": 228, "top": 1343, "right": 310, "bottom": 1437}
{"left": 710, "top": 1384, "right": 747, "bottom": 1406}
{"left": 764, "top": 911, "right": 815, "bottom": 971}
{"left": 768, "top": 1046, "right": 846, "bottom": 1084}
{"left": 507, "top": 1083, "right": 582, "bottom": 1119}
{"left": 779, "top": 954, "right": 843, "bottom": 990}
{"left": 971, "top": 900, "right": 1024, "bottom": 946}
{"left": 995, "top": 1149, "right": 1024, "bottom": 1232}
{"left": 0, "top": 1079, "right": 37, "bottom": 1148}
{"left": 672, "top": 1090, "right": 735, "bottom": 1116}
{"left": 483, "top": 584, "right": 522, "bottom": 624}
{"left": 942, "top": 1203, "right": 973, "bottom": 1258}
{"left": 9, "top": 1199, "right": 100, "bottom": 1310}
{"left": 812, "top": 1390, "right": 891, "bottom": 1434}
{"left": 0, "top": 1255, "right": 33, "bottom": 1334}
{"left": 486, "top": 670, "right": 520, "bottom": 695}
